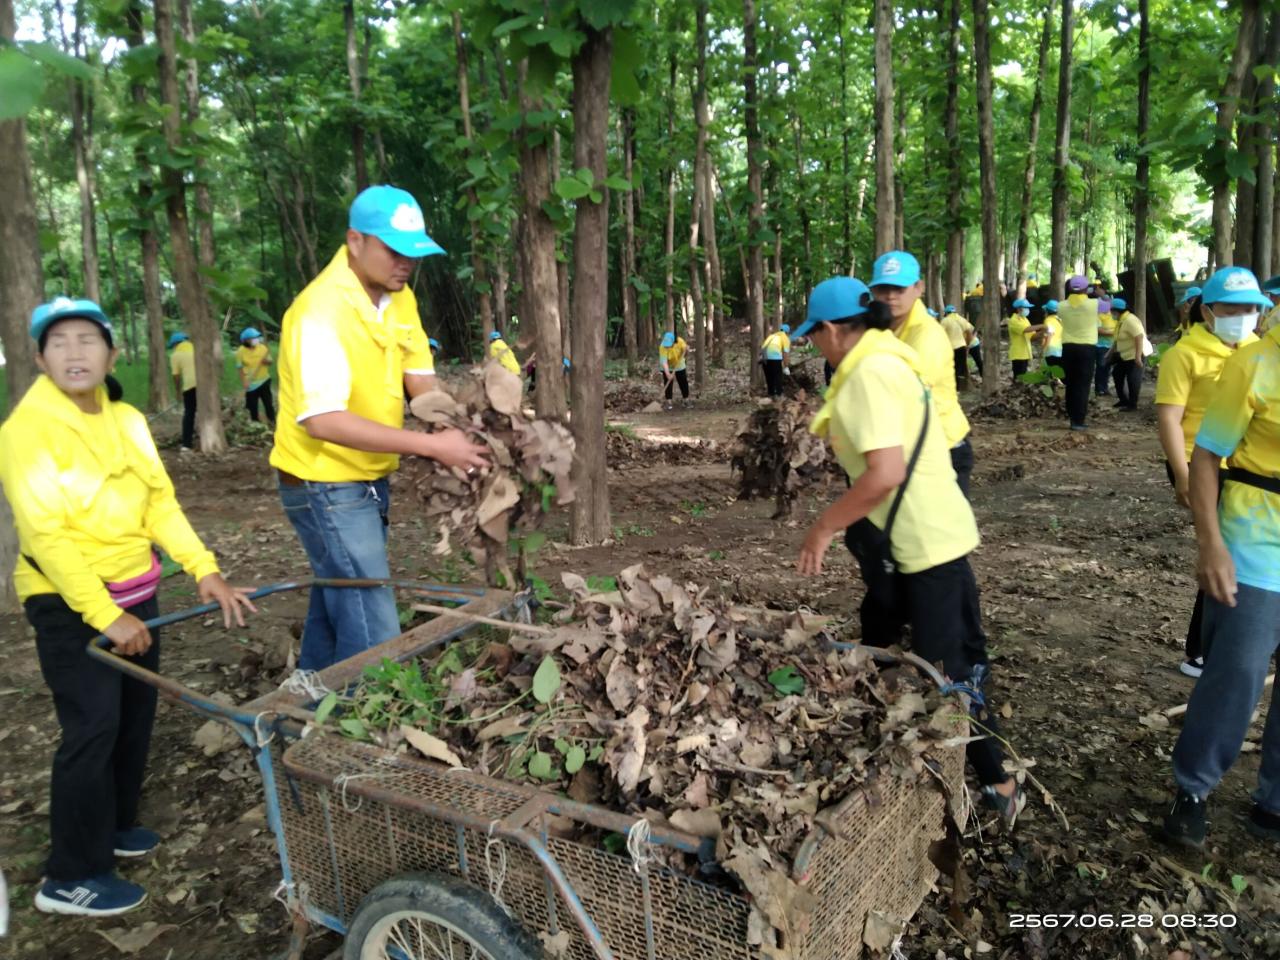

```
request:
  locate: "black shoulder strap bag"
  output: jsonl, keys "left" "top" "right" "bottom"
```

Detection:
{"left": 843, "top": 386, "right": 931, "bottom": 611}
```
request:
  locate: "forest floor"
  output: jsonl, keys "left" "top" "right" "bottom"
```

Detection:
{"left": 2, "top": 358, "right": 1279, "bottom": 960}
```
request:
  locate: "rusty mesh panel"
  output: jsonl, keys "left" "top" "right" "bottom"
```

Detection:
{"left": 277, "top": 729, "right": 964, "bottom": 960}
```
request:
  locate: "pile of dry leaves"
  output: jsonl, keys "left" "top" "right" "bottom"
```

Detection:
{"left": 730, "top": 398, "right": 837, "bottom": 517}
{"left": 322, "top": 565, "right": 962, "bottom": 954}
{"left": 969, "top": 380, "right": 1066, "bottom": 421}
{"left": 398, "top": 363, "right": 575, "bottom": 583}
{"left": 606, "top": 430, "right": 721, "bottom": 467}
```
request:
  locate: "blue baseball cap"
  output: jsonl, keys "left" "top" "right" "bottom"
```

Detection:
{"left": 1012, "top": 298, "right": 1033, "bottom": 309}
{"left": 240, "top": 326, "right": 262, "bottom": 342}
{"left": 1263, "top": 275, "right": 1280, "bottom": 294}
{"left": 1111, "top": 297, "right": 1127, "bottom": 311}
{"left": 870, "top": 251, "right": 921, "bottom": 288}
{"left": 1177, "top": 286, "right": 1202, "bottom": 306}
{"left": 944, "top": 304, "right": 957, "bottom": 314}
{"left": 660, "top": 331, "right": 675, "bottom": 348}
{"left": 489, "top": 330, "right": 503, "bottom": 341}
{"left": 31, "top": 297, "right": 113, "bottom": 345}
{"left": 927, "top": 308, "right": 939, "bottom": 317}
{"left": 780, "top": 324, "right": 791, "bottom": 334}
{"left": 792, "top": 277, "right": 872, "bottom": 338}
{"left": 428, "top": 337, "right": 441, "bottom": 351}
{"left": 168, "top": 332, "right": 189, "bottom": 348}
{"left": 1199, "top": 266, "right": 1273, "bottom": 308}
{"left": 1045, "top": 299, "right": 1059, "bottom": 313}
{"left": 563, "top": 357, "right": 571, "bottom": 369}
{"left": 349, "top": 186, "right": 445, "bottom": 258}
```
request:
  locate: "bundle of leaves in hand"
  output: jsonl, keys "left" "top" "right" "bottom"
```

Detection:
{"left": 400, "top": 363, "right": 575, "bottom": 580}
{"left": 730, "top": 397, "right": 836, "bottom": 518}
{"left": 316, "top": 564, "right": 960, "bottom": 952}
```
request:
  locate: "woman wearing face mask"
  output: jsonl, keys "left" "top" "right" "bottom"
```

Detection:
{"left": 0, "top": 299, "right": 257, "bottom": 916}
{"left": 234, "top": 327, "right": 275, "bottom": 426}
{"left": 1160, "top": 267, "right": 1280, "bottom": 850}
{"left": 1006, "top": 298, "right": 1044, "bottom": 379}
{"left": 793, "top": 277, "right": 1025, "bottom": 828}
{"left": 1155, "top": 272, "right": 1260, "bottom": 679}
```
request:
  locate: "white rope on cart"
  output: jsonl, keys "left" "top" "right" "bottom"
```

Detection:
{"left": 484, "top": 820, "right": 512, "bottom": 917}
{"left": 626, "top": 818, "right": 655, "bottom": 875}
{"left": 280, "top": 669, "right": 330, "bottom": 701}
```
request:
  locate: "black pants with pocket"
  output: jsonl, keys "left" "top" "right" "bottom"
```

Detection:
{"left": 1060, "top": 343, "right": 1097, "bottom": 427}
{"left": 763, "top": 359, "right": 784, "bottom": 397}
{"left": 27, "top": 594, "right": 161, "bottom": 881}
{"left": 853, "top": 551, "right": 1008, "bottom": 786}
{"left": 245, "top": 380, "right": 276, "bottom": 424}
{"left": 181, "top": 388, "right": 197, "bottom": 449}
{"left": 1113, "top": 358, "right": 1142, "bottom": 409}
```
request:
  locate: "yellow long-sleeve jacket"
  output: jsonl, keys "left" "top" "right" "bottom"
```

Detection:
{"left": 0, "top": 375, "right": 219, "bottom": 631}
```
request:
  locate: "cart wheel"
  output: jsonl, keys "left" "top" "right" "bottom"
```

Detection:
{"left": 343, "top": 874, "right": 540, "bottom": 960}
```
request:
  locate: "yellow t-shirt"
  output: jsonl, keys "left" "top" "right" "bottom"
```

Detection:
{"left": 270, "top": 246, "right": 435, "bottom": 483}
{"left": 235, "top": 342, "right": 271, "bottom": 390}
{"left": 170, "top": 340, "right": 197, "bottom": 392}
{"left": 1156, "top": 323, "right": 1256, "bottom": 462}
{"left": 1195, "top": 327, "right": 1280, "bottom": 592}
{"left": 761, "top": 332, "right": 791, "bottom": 360}
{"left": 1058, "top": 293, "right": 1099, "bottom": 345}
{"left": 1115, "top": 312, "right": 1146, "bottom": 361}
{"left": 0, "top": 375, "right": 219, "bottom": 631}
{"left": 1007, "top": 314, "right": 1035, "bottom": 361}
{"left": 893, "top": 301, "right": 970, "bottom": 446}
{"left": 1042, "top": 316, "right": 1063, "bottom": 356}
{"left": 660, "top": 338, "right": 688, "bottom": 372}
{"left": 1260, "top": 302, "right": 1280, "bottom": 335}
{"left": 1097, "top": 311, "right": 1117, "bottom": 343}
{"left": 488, "top": 338, "right": 521, "bottom": 375}
{"left": 940, "top": 314, "right": 968, "bottom": 350}
{"left": 816, "top": 329, "right": 979, "bottom": 574}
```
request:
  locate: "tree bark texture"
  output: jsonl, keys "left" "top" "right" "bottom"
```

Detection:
{"left": 452, "top": 12, "right": 494, "bottom": 339}
{"left": 690, "top": 0, "right": 710, "bottom": 390}
{"left": 179, "top": 0, "right": 215, "bottom": 275}
{"left": 1234, "top": 12, "right": 1265, "bottom": 269}
{"left": 620, "top": 110, "right": 638, "bottom": 365}
{"left": 1014, "top": 1, "right": 1053, "bottom": 297}
{"left": 156, "top": 0, "right": 224, "bottom": 453}
{"left": 568, "top": 27, "right": 613, "bottom": 545}
{"left": 941, "top": 0, "right": 964, "bottom": 307}
{"left": 344, "top": 0, "right": 369, "bottom": 191}
{"left": 1049, "top": 0, "right": 1074, "bottom": 293}
{"left": 703, "top": 157, "right": 725, "bottom": 366}
{"left": 1251, "top": 13, "right": 1280, "bottom": 275}
{"left": 1133, "top": 0, "right": 1152, "bottom": 321}
{"left": 744, "top": 0, "right": 765, "bottom": 391}
{"left": 1213, "top": 0, "right": 1261, "bottom": 270}
{"left": 972, "top": 0, "right": 1002, "bottom": 395}
{"left": 872, "top": 0, "right": 896, "bottom": 256}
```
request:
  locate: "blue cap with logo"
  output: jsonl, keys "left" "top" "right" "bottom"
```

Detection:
{"left": 869, "top": 251, "right": 921, "bottom": 288}
{"left": 1045, "top": 299, "right": 1059, "bottom": 313}
{"left": 168, "top": 332, "right": 189, "bottom": 348}
{"left": 1199, "top": 267, "right": 1273, "bottom": 308}
{"left": 349, "top": 186, "right": 445, "bottom": 258}
{"left": 660, "top": 331, "right": 676, "bottom": 348}
{"left": 31, "top": 297, "right": 113, "bottom": 344}
{"left": 1012, "top": 298, "right": 1033, "bottom": 309}
{"left": 1177, "top": 286, "right": 1202, "bottom": 306}
{"left": 792, "top": 277, "right": 872, "bottom": 339}
{"left": 240, "top": 327, "right": 262, "bottom": 342}
{"left": 1111, "top": 298, "right": 1127, "bottom": 311}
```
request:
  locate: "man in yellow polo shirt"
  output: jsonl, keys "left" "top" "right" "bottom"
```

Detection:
{"left": 940, "top": 304, "right": 970, "bottom": 387}
{"left": 870, "top": 251, "right": 975, "bottom": 498}
{"left": 271, "top": 185, "right": 489, "bottom": 670}
{"left": 1056, "top": 274, "right": 1098, "bottom": 430}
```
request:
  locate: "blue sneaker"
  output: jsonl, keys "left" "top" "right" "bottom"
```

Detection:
{"left": 34, "top": 873, "right": 147, "bottom": 916}
{"left": 114, "top": 826, "right": 160, "bottom": 858}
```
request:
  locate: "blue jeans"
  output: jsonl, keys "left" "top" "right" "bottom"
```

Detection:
{"left": 278, "top": 477, "right": 401, "bottom": 671}
{"left": 1173, "top": 584, "right": 1280, "bottom": 812}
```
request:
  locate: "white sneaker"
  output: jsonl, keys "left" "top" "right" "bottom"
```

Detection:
{"left": 1180, "top": 657, "right": 1204, "bottom": 679}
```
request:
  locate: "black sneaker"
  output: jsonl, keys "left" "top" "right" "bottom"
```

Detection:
{"left": 1246, "top": 804, "right": 1280, "bottom": 841}
{"left": 1160, "top": 790, "right": 1207, "bottom": 849}
{"left": 1180, "top": 657, "right": 1204, "bottom": 679}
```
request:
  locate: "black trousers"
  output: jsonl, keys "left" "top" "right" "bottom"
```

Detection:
{"left": 950, "top": 437, "right": 974, "bottom": 500}
{"left": 969, "top": 344, "right": 984, "bottom": 376}
{"left": 953, "top": 347, "right": 968, "bottom": 387}
{"left": 664, "top": 368, "right": 689, "bottom": 400}
{"left": 854, "top": 552, "right": 1007, "bottom": 786}
{"left": 1095, "top": 345, "right": 1113, "bottom": 395}
{"left": 27, "top": 593, "right": 161, "bottom": 881}
{"left": 245, "top": 380, "right": 275, "bottom": 424}
{"left": 824, "top": 361, "right": 834, "bottom": 385}
{"left": 1011, "top": 359, "right": 1029, "bottom": 378}
{"left": 763, "top": 359, "right": 784, "bottom": 397}
{"left": 1113, "top": 358, "right": 1142, "bottom": 409}
{"left": 181, "top": 388, "right": 197, "bottom": 449}
{"left": 1165, "top": 461, "right": 1228, "bottom": 661}
{"left": 1060, "top": 343, "right": 1096, "bottom": 427}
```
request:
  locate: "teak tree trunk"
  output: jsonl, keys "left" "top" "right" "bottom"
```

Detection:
{"left": 663, "top": 52, "right": 677, "bottom": 338}
{"left": 872, "top": 0, "right": 896, "bottom": 256}
{"left": 1255, "top": 14, "right": 1280, "bottom": 275}
{"left": 452, "top": 12, "right": 493, "bottom": 339}
{"left": 1014, "top": 0, "right": 1053, "bottom": 298}
{"left": 690, "top": 0, "right": 710, "bottom": 391}
{"left": 179, "top": 0, "right": 215, "bottom": 278}
{"left": 972, "top": 0, "right": 1002, "bottom": 395}
{"left": 1133, "top": 0, "right": 1152, "bottom": 321}
{"left": 344, "top": 0, "right": 369, "bottom": 192}
{"left": 1234, "top": 12, "right": 1265, "bottom": 269}
{"left": 156, "top": 0, "right": 224, "bottom": 454}
{"left": 703, "top": 153, "right": 725, "bottom": 366}
{"left": 941, "top": 0, "right": 964, "bottom": 308}
{"left": 743, "top": 0, "right": 765, "bottom": 392}
{"left": 619, "top": 110, "right": 638, "bottom": 365}
{"left": 1049, "top": 0, "right": 1074, "bottom": 293}
{"left": 1213, "top": 0, "right": 1261, "bottom": 270}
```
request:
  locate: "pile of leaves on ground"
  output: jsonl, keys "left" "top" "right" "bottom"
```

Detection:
{"left": 314, "top": 564, "right": 964, "bottom": 956}
{"left": 730, "top": 397, "right": 838, "bottom": 518}
{"left": 969, "top": 379, "right": 1066, "bottom": 421}
{"left": 606, "top": 429, "right": 722, "bottom": 467}
{"left": 398, "top": 363, "right": 575, "bottom": 585}
{"left": 605, "top": 380, "right": 663, "bottom": 413}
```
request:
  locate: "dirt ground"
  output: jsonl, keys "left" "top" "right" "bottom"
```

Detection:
{"left": 2, "top": 365, "right": 1279, "bottom": 960}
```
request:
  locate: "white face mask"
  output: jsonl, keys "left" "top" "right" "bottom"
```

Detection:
{"left": 1213, "top": 312, "right": 1259, "bottom": 345}
{"left": 1017, "top": 308, "right": 1030, "bottom": 317}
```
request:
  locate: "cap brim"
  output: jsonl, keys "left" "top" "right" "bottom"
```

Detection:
{"left": 869, "top": 275, "right": 918, "bottom": 288}
{"left": 790, "top": 317, "right": 820, "bottom": 339}
{"left": 377, "top": 231, "right": 445, "bottom": 258}
{"left": 1206, "top": 291, "right": 1273, "bottom": 309}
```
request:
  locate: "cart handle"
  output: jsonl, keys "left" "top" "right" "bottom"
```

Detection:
{"left": 84, "top": 577, "right": 491, "bottom": 734}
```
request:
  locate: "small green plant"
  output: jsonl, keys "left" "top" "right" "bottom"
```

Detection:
{"left": 1017, "top": 364, "right": 1064, "bottom": 398}
{"left": 767, "top": 665, "right": 806, "bottom": 696}
{"left": 605, "top": 422, "right": 638, "bottom": 439}
{"left": 626, "top": 523, "right": 655, "bottom": 538}
{"left": 586, "top": 574, "right": 618, "bottom": 592}
{"left": 708, "top": 549, "right": 725, "bottom": 561}
{"left": 681, "top": 500, "right": 711, "bottom": 519}
{"left": 1048, "top": 515, "right": 1061, "bottom": 535}
{"left": 1231, "top": 874, "right": 1249, "bottom": 894}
